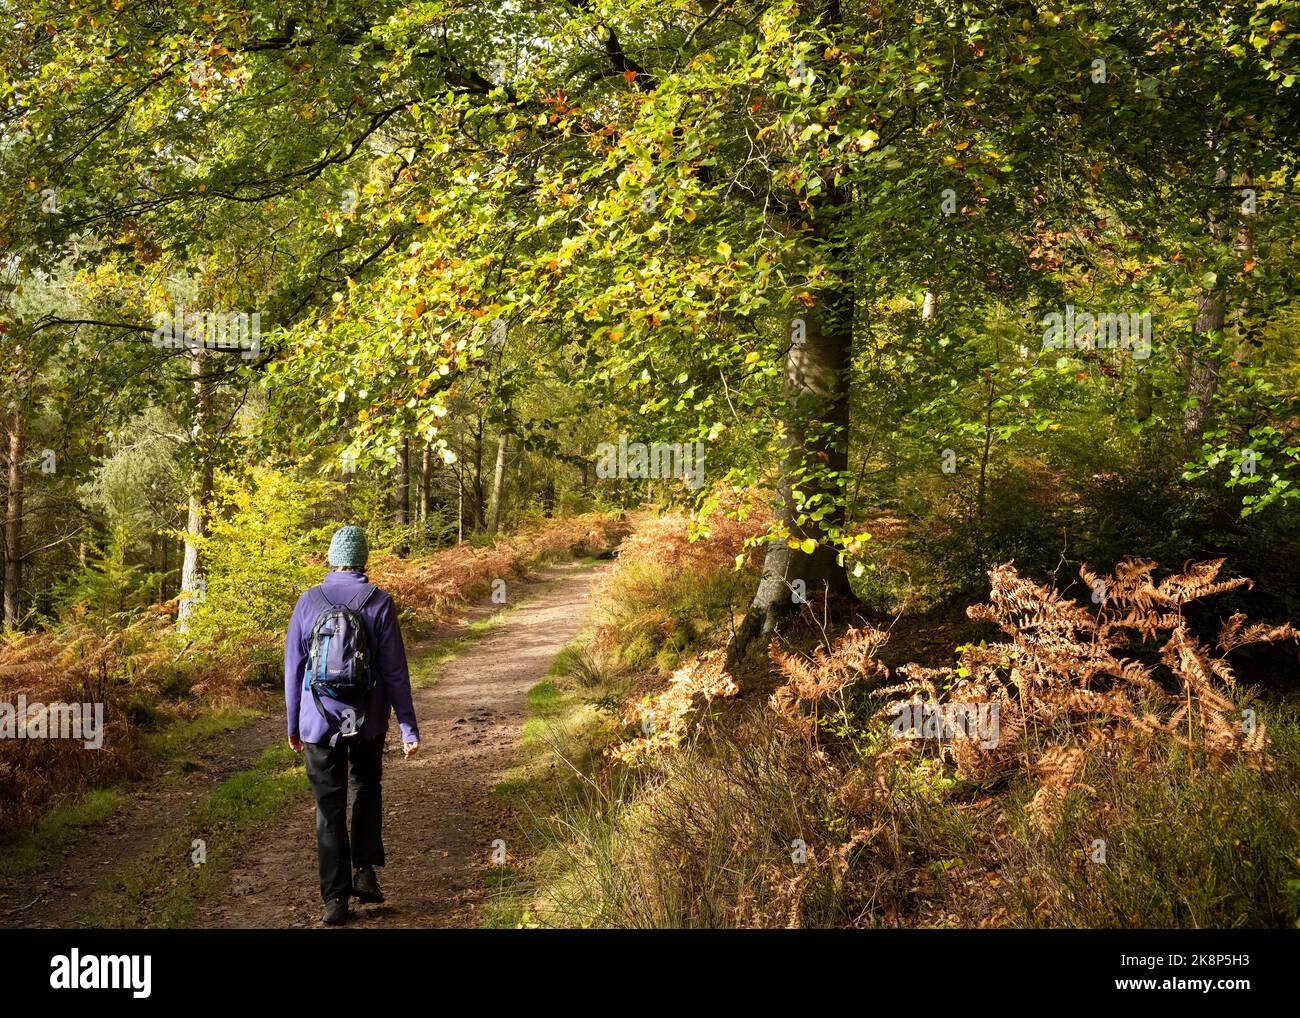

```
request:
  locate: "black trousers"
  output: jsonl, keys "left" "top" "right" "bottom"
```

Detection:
{"left": 303, "top": 736, "right": 385, "bottom": 902}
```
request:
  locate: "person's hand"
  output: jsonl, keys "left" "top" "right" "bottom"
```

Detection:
{"left": 289, "top": 735, "right": 304, "bottom": 754}
{"left": 403, "top": 739, "right": 419, "bottom": 759}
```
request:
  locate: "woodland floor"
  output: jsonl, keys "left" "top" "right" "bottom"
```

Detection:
{"left": 0, "top": 560, "right": 607, "bottom": 930}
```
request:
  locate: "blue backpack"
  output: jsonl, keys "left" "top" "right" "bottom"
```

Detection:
{"left": 303, "top": 583, "right": 379, "bottom": 743}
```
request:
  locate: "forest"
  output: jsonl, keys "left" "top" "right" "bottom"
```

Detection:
{"left": 1, "top": 0, "right": 1298, "bottom": 943}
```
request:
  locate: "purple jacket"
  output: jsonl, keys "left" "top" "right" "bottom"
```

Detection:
{"left": 284, "top": 570, "right": 419, "bottom": 746}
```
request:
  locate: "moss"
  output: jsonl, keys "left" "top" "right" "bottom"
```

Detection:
{"left": 621, "top": 629, "right": 658, "bottom": 667}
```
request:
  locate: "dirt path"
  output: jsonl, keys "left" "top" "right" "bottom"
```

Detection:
{"left": 199, "top": 560, "right": 606, "bottom": 929}
{"left": 0, "top": 559, "right": 606, "bottom": 930}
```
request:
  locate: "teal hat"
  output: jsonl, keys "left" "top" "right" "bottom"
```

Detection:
{"left": 327, "top": 525, "right": 369, "bottom": 569}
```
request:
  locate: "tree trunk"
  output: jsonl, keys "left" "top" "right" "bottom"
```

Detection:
{"left": 455, "top": 431, "right": 467, "bottom": 542}
{"left": 974, "top": 374, "right": 996, "bottom": 573}
{"left": 1135, "top": 367, "right": 1153, "bottom": 422}
{"left": 1184, "top": 294, "right": 1224, "bottom": 440}
{"left": 732, "top": 291, "right": 855, "bottom": 661}
{"left": 1183, "top": 161, "right": 1229, "bottom": 442}
{"left": 486, "top": 432, "right": 508, "bottom": 536}
{"left": 3, "top": 409, "right": 24, "bottom": 628}
{"left": 178, "top": 490, "right": 206, "bottom": 628}
{"left": 730, "top": 0, "right": 856, "bottom": 663}
{"left": 733, "top": 0, "right": 863, "bottom": 660}
{"left": 395, "top": 439, "right": 410, "bottom": 527}
{"left": 418, "top": 444, "right": 431, "bottom": 525}
{"left": 470, "top": 414, "right": 485, "bottom": 529}
{"left": 178, "top": 348, "right": 211, "bottom": 632}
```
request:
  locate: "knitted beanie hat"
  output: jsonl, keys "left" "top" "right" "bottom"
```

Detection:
{"left": 327, "top": 525, "right": 369, "bottom": 569}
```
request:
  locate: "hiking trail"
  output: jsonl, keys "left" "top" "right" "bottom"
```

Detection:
{"left": 201, "top": 559, "right": 606, "bottom": 929}
{"left": 0, "top": 560, "right": 607, "bottom": 929}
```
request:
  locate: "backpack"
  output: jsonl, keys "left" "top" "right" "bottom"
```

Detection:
{"left": 302, "top": 583, "right": 379, "bottom": 743}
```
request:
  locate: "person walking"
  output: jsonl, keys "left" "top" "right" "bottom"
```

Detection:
{"left": 284, "top": 525, "right": 420, "bottom": 925}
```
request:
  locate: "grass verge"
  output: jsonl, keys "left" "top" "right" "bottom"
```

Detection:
{"left": 78, "top": 741, "right": 304, "bottom": 928}
{"left": 479, "top": 635, "right": 629, "bottom": 928}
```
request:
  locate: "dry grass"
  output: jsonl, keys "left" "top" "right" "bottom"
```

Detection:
{"left": 565, "top": 544, "right": 1300, "bottom": 928}
{"left": 373, "top": 513, "right": 627, "bottom": 629}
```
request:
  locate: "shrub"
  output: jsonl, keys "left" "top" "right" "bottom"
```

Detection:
{"left": 535, "top": 528, "right": 1300, "bottom": 929}
{"left": 876, "top": 558, "right": 1297, "bottom": 829}
{"left": 183, "top": 467, "right": 337, "bottom": 663}
{"left": 996, "top": 716, "right": 1300, "bottom": 928}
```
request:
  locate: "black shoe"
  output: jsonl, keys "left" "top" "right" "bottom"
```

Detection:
{"left": 322, "top": 898, "right": 349, "bottom": 925}
{"left": 353, "top": 866, "right": 384, "bottom": 904}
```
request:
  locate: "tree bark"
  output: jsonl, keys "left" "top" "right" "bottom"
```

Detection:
{"left": 178, "top": 348, "right": 211, "bottom": 632}
{"left": 486, "top": 432, "right": 508, "bottom": 536}
{"left": 974, "top": 374, "right": 996, "bottom": 573}
{"left": 733, "top": 0, "right": 863, "bottom": 660}
{"left": 471, "top": 414, "right": 485, "bottom": 529}
{"left": 456, "top": 432, "right": 466, "bottom": 543}
{"left": 1135, "top": 366, "right": 1153, "bottom": 422}
{"left": 417, "top": 444, "right": 430, "bottom": 525}
{"left": 1184, "top": 294, "right": 1224, "bottom": 439}
{"left": 395, "top": 438, "right": 410, "bottom": 527}
{"left": 732, "top": 290, "right": 855, "bottom": 661}
{"left": 3, "top": 409, "right": 24, "bottom": 628}
{"left": 730, "top": 0, "right": 856, "bottom": 663}
{"left": 1183, "top": 161, "right": 1229, "bottom": 442}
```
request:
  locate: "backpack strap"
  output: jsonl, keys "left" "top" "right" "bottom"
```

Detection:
{"left": 304, "top": 584, "right": 334, "bottom": 614}
{"left": 340, "top": 584, "right": 379, "bottom": 658}
{"left": 307, "top": 581, "right": 376, "bottom": 614}
{"left": 303, "top": 586, "right": 332, "bottom": 691}
{"left": 346, "top": 582, "right": 379, "bottom": 613}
